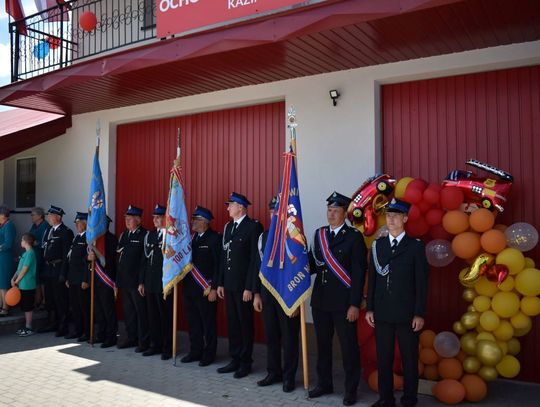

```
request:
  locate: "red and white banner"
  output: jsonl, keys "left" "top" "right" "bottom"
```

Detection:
{"left": 157, "top": 0, "right": 323, "bottom": 38}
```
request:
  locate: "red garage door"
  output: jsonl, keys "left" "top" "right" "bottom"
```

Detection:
{"left": 382, "top": 66, "right": 540, "bottom": 382}
{"left": 116, "top": 101, "right": 286, "bottom": 341}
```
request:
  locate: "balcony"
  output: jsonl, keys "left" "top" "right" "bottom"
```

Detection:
{"left": 9, "top": 0, "right": 157, "bottom": 82}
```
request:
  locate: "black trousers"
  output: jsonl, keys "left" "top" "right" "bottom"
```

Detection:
{"left": 94, "top": 283, "right": 117, "bottom": 342}
{"left": 68, "top": 284, "right": 90, "bottom": 337}
{"left": 312, "top": 307, "right": 360, "bottom": 395}
{"left": 121, "top": 287, "right": 149, "bottom": 346}
{"left": 43, "top": 270, "right": 69, "bottom": 332}
{"left": 183, "top": 288, "right": 217, "bottom": 362}
{"left": 225, "top": 289, "right": 254, "bottom": 367}
{"left": 375, "top": 321, "right": 419, "bottom": 406}
{"left": 261, "top": 288, "right": 300, "bottom": 381}
{"left": 146, "top": 291, "right": 173, "bottom": 355}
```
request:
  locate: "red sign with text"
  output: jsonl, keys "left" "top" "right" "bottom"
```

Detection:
{"left": 157, "top": 0, "right": 318, "bottom": 38}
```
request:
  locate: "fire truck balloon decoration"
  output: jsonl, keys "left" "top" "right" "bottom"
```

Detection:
{"left": 352, "top": 160, "right": 540, "bottom": 404}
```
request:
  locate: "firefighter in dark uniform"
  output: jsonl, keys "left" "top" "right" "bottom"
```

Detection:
{"left": 217, "top": 192, "right": 263, "bottom": 379}
{"left": 366, "top": 199, "right": 429, "bottom": 407}
{"left": 65, "top": 212, "right": 90, "bottom": 341}
{"left": 253, "top": 196, "right": 300, "bottom": 393}
{"left": 88, "top": 215, "right": 118, "bottom": 348}
{"left": 181, "top": 206, "right": 221, "bottom": 366}
{"left": 116, "top": 205, "right": 149, "bottom": 352}
{"left": 140, "top": 204, "right": 173, "bottom": 360}
{"left": 308, "top": 192, "right": 367, "bottom": 406}
{"left": 39, "top": 205, "right": 74, "bottom": 336}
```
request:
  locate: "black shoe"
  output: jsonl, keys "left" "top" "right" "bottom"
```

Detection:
{"left": 199, "top": 359, "right": 214, "bottom": 367}
{"left": 308, "top": 385, "right": 334, "bottom": 399}
{"left": 233, "top": 366, "right": 251, "bottom": 379}
{"left": 135, "top": 345, "right": 149, "bottom": 353}
{"left": 64, "top": 333, "right": 79, "bottom": 340}
{"left": 181, "top": 353, "right": 201, "bottom": 363}
{"left": 343, "top": 393, "right": 357, "bottom": 406}
{"left": 77, "top": 335, "right": 89, "bottom": 342}
{"left": 100, "top": 339, "right": 117, "bottom": 349}
{"left": 161, "top": 353, "right": 172, "bottom": 361}
{"left": 55, "top": 329, "right": 67, "bottom": 337}
{"left": 217, "top": 361, "right": 240, "bottom": 374}
{"left": 370, "top": 400, "right": 395, "bottom": 407}
{"left": 117, "top": 340, "right": 137, "bottom": 349}
{"left": 283, "top": 380, "right": 295, "bottom": 393}
{"left": 257, "top": 373, "right": 282, "bottom": 387}
{"left": 143, "top": 348, "right": 160, "bottom": 357}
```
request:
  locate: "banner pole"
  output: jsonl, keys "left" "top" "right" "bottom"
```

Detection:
{"left": 90, "top": 259, "right": 95, "bottom": 347}
{"left": 287, "top": 107, "right": 309, "bottom": 392}
{"left": 172, "top": 284, "right": 178, "bottom": 365}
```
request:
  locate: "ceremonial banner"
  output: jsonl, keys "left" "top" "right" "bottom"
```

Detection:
{"left": 162, "top": 160, "right": 192, "bottom": 297}
{"left": 260, "top": 148, "right": 311, "bottom": 316}
{"left": 86, "top": 146, "right": 107, "bottom": 265}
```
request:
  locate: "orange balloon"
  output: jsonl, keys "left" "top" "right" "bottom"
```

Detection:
{"left": 5, "top": 287, "right": 21, "bottom": 306}
{"left": 418, "top": 361, "right": 425, "bottom": 376}
{"left": 469, "top": 209, "right": 495, "bottom": 232}
{"left": 460, "top": 374, "right": 487, "bottom": 402}
{"left": 420, "top": 348, "right": 439, "bottom": 365}
{"left": 438, "top": 358, "right": 464, "bottom": 380}
{"left": 494, "top": 224, "right": 507, "bottom": 232}
{"left": 393, "top": 374, "right": 404, "bottom": 390}
{"left": 424, "top": 364, "right": 440, "bottom": 380}
{"left": 452, "top": 232, "right": 482, "bottom": 260}
{"left": 420, "top": 329, "right": 436, "bottom": 348}
{"left": 368, "top": 370, "right": 378, "bottom": 392}
{"left": 456, "top": 350, "right": 467, "bottom": 362}
{"left": 442, "top": 210, "right": 470, "bottom": 235}
{"left": 481, "top": 229, "right": 508, "bottom": 254}
{"left": 433, "top": 379, "right": 466, "bottom": 405}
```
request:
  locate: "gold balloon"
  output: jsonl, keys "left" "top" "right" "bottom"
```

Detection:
{"left": 461, "top": 253, "right": 495, "bottom": 286}
{"left": 459, "top": 267, "right": 476, "bottom": 287}
{"left": 460, "top": 332, "right": 478, "bottom": 355}
{"left": 467, "top": 305, "right": 477, "bottom": 312}
{"left": 463, "top": 356, "right": 482, "bottom": 373}
{"left": 453, "top": 321, "right": 467, "bottom": 335}
{"left": 461, "top": 311, "right": 480, "bottom": 330}
{"left": 478, "top": 366, "right": 498, "bottom": 381}
{"left": 476, "top": 340, "right": 503, "bottom": 366}
{"left": 462, "top": 288, "right": 477, "bottom": 302}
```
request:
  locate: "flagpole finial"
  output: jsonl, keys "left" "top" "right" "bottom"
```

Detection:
{"left": 176, "top": 128, "right": 181, "bottom": 158}
{"left": 287, "top": 107, "right": 297, "bottom": 129}
{"left": 96, "top": 119, "right": 101, "bottom": 147}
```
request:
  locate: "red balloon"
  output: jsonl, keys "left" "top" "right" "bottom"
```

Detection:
{"left": 47, "top": 36, "right": 61, "bottom": 50}
{"left": 403, "top": 187, "right": 423, "bottom": 204}
{"left": 408, "top": 179, "right": 428, "bottom": 192}
{"left": 364, "top": 335, "right": 377, "bottom": 363}
{"left": 357, "top": 309, "right": 374, "bottom": 345}
{"left": 407, "top": 205, "right": 422, "bottom": 221}
{"left": 430, "top": 224, "right": 453, "bottom": 240}
{"left": 418, "top": 201, "right": 432, "bottom": 213}
{"left": 405, "top": 216, "right": 429, "bottom": 237}
{"left": 440, "top": 187, "right": 464, "bottom": 210}
{"left": 79, "top": 11, "right": 97, "bottom": 32}
{"left": 425, "top": 208, "right": 445, "bottom": 226}
{"left": 424, "top": 184, "right": 442, "bottom": 204}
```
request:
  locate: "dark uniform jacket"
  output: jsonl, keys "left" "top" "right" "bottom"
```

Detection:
{"left": 142, "top": 229, "right": 165, "bottom": 294}
{"left": 43, "top": 223, "right": 75, "bottom": 281}
{"left": 218, "top": 216, "right": 263, "bottom": 292}
{"left": 96, "top": 231, "right": 118, "bottom": 288}
{"left": 116, "top": 226, "right": 146, "bottom": 289}
{"left": 67, "top": 232, "right": 89, "bottom": 284}
{"left": 367, "top": 235, "right": 429, "bottom": 323}
{"left": 310, "top": 224, "right": 367, "bottom": 311}
{"left": 185, "top": 229, "right": 222, "bottom": 293}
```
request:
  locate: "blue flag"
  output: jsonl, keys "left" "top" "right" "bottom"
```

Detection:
{"left": 86, "top": 147, "right": 107, "bottom": 264}
{"left": 260, "top": 149, "right": 311, "bottom": 316}
{"left": 162, "top": 161, "right": 192, "bottom": 297}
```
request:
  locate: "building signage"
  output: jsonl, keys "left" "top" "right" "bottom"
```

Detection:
{"left": 157, "top": 0, "right": 327, "bottom": 38}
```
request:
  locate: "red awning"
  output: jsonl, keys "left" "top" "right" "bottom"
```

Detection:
{"left": 0, "top": 108, "right": 72, "bottom": 160}
{"left": 0, "top": 0, "right": 538, "bottom": 115}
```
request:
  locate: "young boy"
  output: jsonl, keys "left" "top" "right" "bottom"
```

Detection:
{"left": 12, "top": 233, "right": 38, "bottom": 337}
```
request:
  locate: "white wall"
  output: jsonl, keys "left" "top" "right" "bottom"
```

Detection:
{"left": 2, "top": 39, "right": 540, "bottom": 242}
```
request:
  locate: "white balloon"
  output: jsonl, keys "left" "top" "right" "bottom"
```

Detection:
{"left": 505, "top": 222, "right": 539, "bottom": 252}
{"left": 434, "top": 331, "right": 461, "bottom": 358}
{"left": 425, "top": 239, "right": 455, "bottom": 267}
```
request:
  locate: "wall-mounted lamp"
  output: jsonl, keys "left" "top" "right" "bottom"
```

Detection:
{"left": 329, "top": 89, "right": 340, "bottom": 106}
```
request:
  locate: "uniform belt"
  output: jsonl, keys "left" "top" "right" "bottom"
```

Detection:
{"left": 45, "top": 259, "right": 62, "bottom": 265}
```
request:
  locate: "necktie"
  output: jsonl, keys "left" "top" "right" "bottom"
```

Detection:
{"left": 330, "top": 230, "right": 336, "bottom": 240}
{"left": 231, "top": 222, "right": 238, "bottom": 236}
{"left": 392, "top": 238, "right": 398, "bottom": 252}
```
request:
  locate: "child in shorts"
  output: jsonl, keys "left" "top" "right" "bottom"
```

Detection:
{"left": 11, "top": 233, "right": 37, "bottom": 337}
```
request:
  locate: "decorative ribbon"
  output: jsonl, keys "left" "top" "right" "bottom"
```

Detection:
{"left": 317, "top": 228, "right": 351, "bottom": 288}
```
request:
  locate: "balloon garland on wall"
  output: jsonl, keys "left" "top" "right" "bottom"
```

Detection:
{"left": 350, "top": 160, "right": 539, "bottom": 404}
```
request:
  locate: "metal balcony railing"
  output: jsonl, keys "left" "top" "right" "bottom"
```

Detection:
{"left": 9, "top": 0, "right": 156, "bottom": 82}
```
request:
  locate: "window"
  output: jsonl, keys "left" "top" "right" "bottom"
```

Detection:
{"left": 16, "top": 158, "right": 36, "bottom": 208}
{"left": 143, "top": 0, "right": 156, "bottom": 30}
